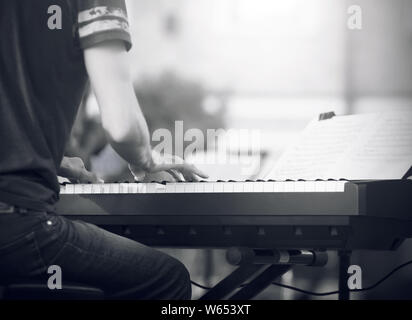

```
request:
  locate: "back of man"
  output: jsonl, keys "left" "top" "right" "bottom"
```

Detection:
{"left": 0, "top": 0, "right": 90, "bottom": 211}
{"left": 0, "top": 0, "right": 192, "bottom": 300}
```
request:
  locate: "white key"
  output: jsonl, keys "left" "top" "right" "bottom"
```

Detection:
{"left": 315, "top": 181, "right": 326, "bottom": 192}
{"left": 325, "top": 181, "right": 335, "bottom": 192}
{"left": 155, "top": 183, "right": 166, "bottom": 193}
{"left": 109, "top": 183, "right": 120, "bottom": 194}
{"left": 118, "top": 183, "right": 128, "bottom": 194}
{"left": 254, "top": 182, "right": 264, "bottom": 193}
{"left": 213, "top": 183, "right": 224, "bottom": 193}
{"left": 263, "top": 182, "right": 274, "bottom": 193}
{"left": 304, "top": 181, "right": 316, "bottom": 192}
{"left": 74, "top": 184, "right": 84, "bottom": 194}
{"left": 184, "top": 183, "right": 196, "bottom": 193}
{"left": 145, "top": 183, "right": 158, "bottom": 193}
{"left": 65, "top": 184, "right": 75, "bottom": 194}
{"left": 243, "top": 183, "right": 254, "bottom": 193}
{"left": 204, "top": 183, "right": 214, "bottom": 193}
{"left": 175, "top": 184, "right": 185, "bottom": 193}
{"left": 165, "top": 183, "right": 176, "bottom": 193}
{"left": 325, "top": 181, "right": 346, "bottom": 192}
{"left": 100, "top": 184, "right": 110, "bottom": 194}
{"left": 83, "top": 184, "right": 93, "bottom": 194}
{"left": 233, "top": 182, "right": 244, "bottom": 193}
{"left": 336, "top": 181, "right": 346, "bottom": 192}
{"left": 138, "top": 184, "right": 147, "bottom": 193}
{"left": 295, "top": 181, "right": 306, "bottom": 192}
{"left": 194, "top": 183, "right": 205, "bottom": 193}
{"left": 223, "top": 183, "right": 234, "bottom": 193}
{"left": 93, "top": 184, "right": 102, "bottom": 193}
{"left": 274, "top": 182, "right": 284, "bottom": 192}
{"left": 128, "top": 183, "right": 138, "bottom": 193}
{"left": 284, "top": 182, "right": 295, "bottom": 192}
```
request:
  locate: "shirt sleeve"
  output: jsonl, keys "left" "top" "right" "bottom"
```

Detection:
{"left": 76, "top": 0, "right": 132, "bottom": 51}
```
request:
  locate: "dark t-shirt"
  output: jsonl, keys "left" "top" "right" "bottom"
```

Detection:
{"left": 0, "top": 0, "right": 132, "bottom": 211}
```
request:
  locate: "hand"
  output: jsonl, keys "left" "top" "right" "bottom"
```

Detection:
{"left": 129, "top": 150, "right": 209, "bottom": 182}
{"left": 59, "top": 157, "right": 104, "bottom": 184}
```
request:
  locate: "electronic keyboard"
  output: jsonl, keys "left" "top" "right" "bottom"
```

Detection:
{"left": 56, "top": 180, "right": 412, "bottom": 251}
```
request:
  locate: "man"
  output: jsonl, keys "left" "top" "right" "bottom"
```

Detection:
{"left": 0, "top": 0, "right": 207, "bottom": 299}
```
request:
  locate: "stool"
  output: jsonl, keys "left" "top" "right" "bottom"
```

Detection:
{"left": 2, "top": 279, "right": 105, "bottom": 300}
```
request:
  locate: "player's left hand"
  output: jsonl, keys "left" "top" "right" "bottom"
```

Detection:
{"left": 59, "top": 157, "right": 104, "bottom": 183}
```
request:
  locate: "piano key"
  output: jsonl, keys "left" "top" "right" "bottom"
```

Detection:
{"left": 284, "top": 182, "right": 295, "bottom": 192}
{"left": 326, "top": 181, "right": 336, "bottom": 192}
{"left": 263, "top": 181, "right": 274, "bottom": 193}
{"left": 184, "top": 183, "right": 196, "bottom": 193}
{"left": 336, "top": 181, "right": 346, "bottom": 192}
{"left": 154, "top": 183, "right": 166, "bottom": 193}
{"left": 194, "top": 182, "right": 205, "bottom": 193}
{"left": 83, "top": 184, "right": 93, "bottom": 194}
{"left": 175, "top": 183, "right": 186, "bottom": 193}
{"left": 204, "top": 182, "right": 214, "bottom": 193}
{"left": 233, "top": 182, "right": 244, "bottom": 193}
{"left": 223, "top": 182, "right": 234, "bottom": 193}
{"left": 295, "top": 181, "right": 306, "bottom": 192}
{"left": 254, "top": 182, "right": 264, "bottom": 192}
{"left": 213, "top": 182, "right": 224, "bottom": 193}
{"left": 145, "top": 183, "right": 157, "bottom": 193}
{"left": 110, "top": 183, "right": 121, "bottom": 194}
{"left": 315, "top": 181, "right": 327, "bottom": 192}
{"left": 243, "top": 182, "right": 254, "bottom": 193}
{"left": 119, "top": 183, "right": 130, "bottom": 194}
{"left": 74, "top": 184, "right": 84, "bottom": 194}
{"left": 165, "top": 183, "right": 176, "bottom": 193}
{"left": 273, "top": 182, "right": 284, "bottom": 192}
{"left": 304, "top": 181, "right": 316, "bottom": 192}
{"left": 93, "top": 184, "right": 102, "bottom": 194}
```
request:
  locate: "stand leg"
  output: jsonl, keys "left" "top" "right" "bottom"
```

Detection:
{"left": 338, "top": 251, "right": 352, "bottom": 300}
{"left": 199, "top": 264, "right": 266, "bottom": 300}
{"left": 229, "top": 265, "right": 291, "bottom": 300}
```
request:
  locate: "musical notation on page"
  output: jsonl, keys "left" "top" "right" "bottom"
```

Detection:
{"left": 266, "top": 111, "right": 412, "bottom": 180}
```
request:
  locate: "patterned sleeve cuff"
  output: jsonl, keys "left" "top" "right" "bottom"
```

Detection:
{"left": 77, "top": 6, "right": 132, "bottom": 51}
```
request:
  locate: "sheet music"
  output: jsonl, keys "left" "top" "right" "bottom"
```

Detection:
{"left": 266, "top": 111, "right": 412, "bottom": 180}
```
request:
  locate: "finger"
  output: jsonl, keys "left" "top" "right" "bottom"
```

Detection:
{"left": 185, "top": 164, "right": 209, "bottom": 179}
{"left": 79, "top": 170, "right": 104, "bottom": 183}
{"left": 157, "top": 163, "right": 209, "bottom": 179}
{"left": 167, "top": 169, "right": 185, "bottom": 182}
{"left": 131, "top": 171, "right": 146, "bottom": 182}
{"left": 177, "top": 163, "right": 209, "bottom": 180}
{"left": 129, "top": 164, "right": 146, "bottom": 182}
{"left": 181, "top": 170, "right": 200, "bottom": 182}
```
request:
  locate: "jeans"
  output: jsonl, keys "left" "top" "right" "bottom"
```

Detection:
{"left": 0, "top": 207, "right": 191, "bottom": 300}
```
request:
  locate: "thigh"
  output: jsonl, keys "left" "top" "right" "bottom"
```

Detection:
{"left": 34, "top": 213, "right": 180, "bottom": 294}
{"left": 0, "top": 212, "right": 48, "bottom": 281}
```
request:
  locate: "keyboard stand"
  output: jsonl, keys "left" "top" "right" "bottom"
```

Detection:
{"left": 199, "top": 248, "right": 329, "bottom": 300}
{"left": 338, "top": 250, "right": 352, "bottom": 300}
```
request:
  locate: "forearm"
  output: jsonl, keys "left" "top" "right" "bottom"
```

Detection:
{"left": 97, "top": 81, "right": 153, "bottom": 170}
{"left": 81, "top": 121, "right": 108, "bottom": 156}
{"left": 85, "top": 42, "right": 153, "bottom": 170}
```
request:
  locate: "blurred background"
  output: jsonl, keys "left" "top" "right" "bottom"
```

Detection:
{"left": 67, "top": 0, "right": 412, "bottom": 299}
